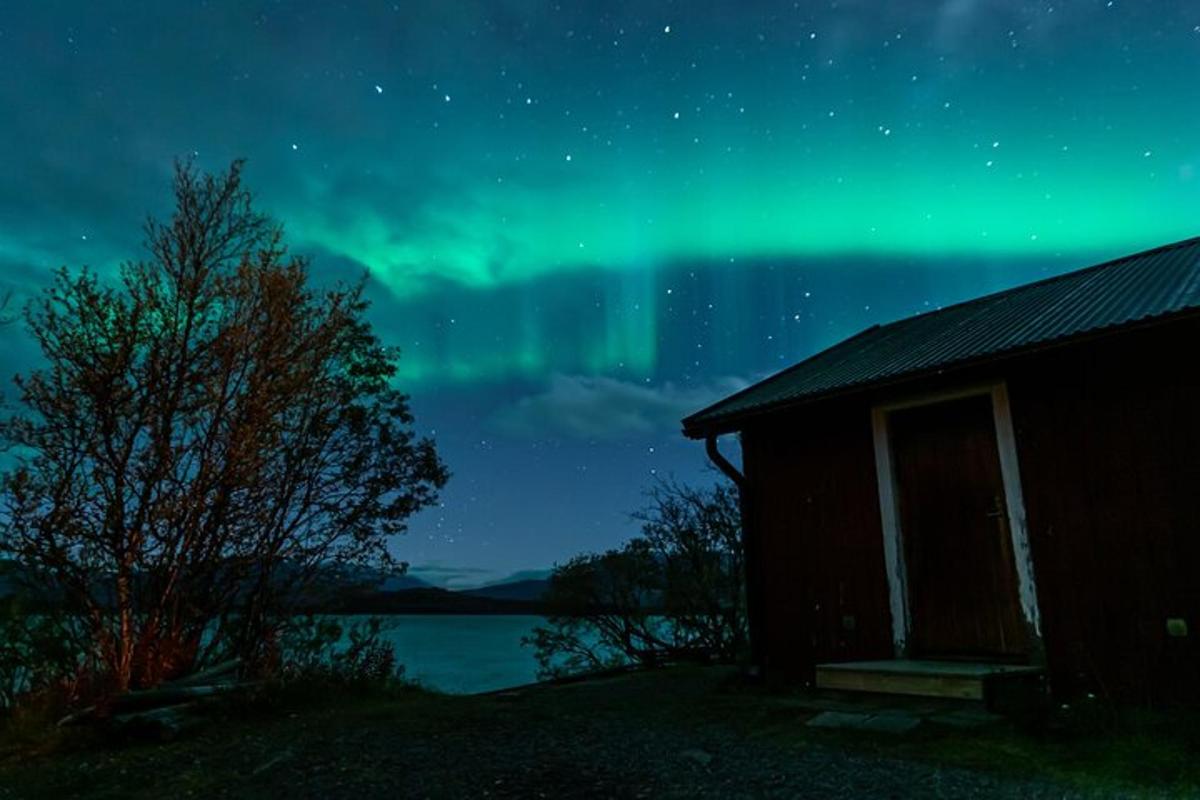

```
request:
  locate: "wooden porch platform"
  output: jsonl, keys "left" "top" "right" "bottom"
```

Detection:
{"left": 815, "top": 659, "right": 1043, "bottom": 702}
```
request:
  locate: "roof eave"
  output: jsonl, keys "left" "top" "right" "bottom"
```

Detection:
{"left": 681, "top": 307, "right": 1200, "bottom": 440}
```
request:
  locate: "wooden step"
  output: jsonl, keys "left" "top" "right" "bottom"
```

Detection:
{"left": 815, "top": 659, "right": 1043, "bottom": 702}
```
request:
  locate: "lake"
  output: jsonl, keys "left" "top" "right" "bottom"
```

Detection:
{"left": 1, "top": 614, "right": 548, "bottom": 705}
{"left": 355, "top": 614, "right": 546, "bottom": 694}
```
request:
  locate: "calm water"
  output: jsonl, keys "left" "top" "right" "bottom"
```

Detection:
{"left": 353, "top": 614, "right": 546, "bottom": 694}
{"left": 2, "top": 614, "right": 551, "bottom": 703}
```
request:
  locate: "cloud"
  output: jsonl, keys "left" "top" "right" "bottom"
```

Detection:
{"left": 407, "top": 562, "right": 550, "bottom": 590}
{"left": 494, "top": 374, "right": 749, "bottom": 440}
{"left": 407, "top": 563, "right": 496, "bottom": 589}
{"left": 490, "top": 568, "right": 552, "bottom": 584}
{"left": 932, "top": 0, "right": 1065, "bottom": 52}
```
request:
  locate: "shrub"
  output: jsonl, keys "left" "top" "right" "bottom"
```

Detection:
{"left": 279, "top": 615, "right": 406, "bottom": 688}
{"left": 0, "top": 598, "right": 92, "bottom": 713}
{"left": 525, "top": 479, "right": 747, "bottom": 680}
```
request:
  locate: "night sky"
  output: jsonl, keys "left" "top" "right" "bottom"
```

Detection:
{"left": 2, "top": 1, "right": 1199, "bottom": 586}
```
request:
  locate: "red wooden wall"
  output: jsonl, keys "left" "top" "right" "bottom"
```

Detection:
{"left": 1006, "top": 319, "right": 1200, "bottom": 704}
{"left": 739, "top": 316, "right": 1200, "bottom": 703}
{"left": 741, "top": 399, "right": 894, "bottom": 683}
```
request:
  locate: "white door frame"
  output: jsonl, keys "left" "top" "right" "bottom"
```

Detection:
{"left": 870, "top": 381, "right": 1042, "bottom": 658}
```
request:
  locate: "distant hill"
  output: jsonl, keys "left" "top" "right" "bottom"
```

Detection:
{"left": 306, "top": 563, "right": 434, "bottom": 593}
{"left": 377, "top": 573, "right": 435, "bottom": 592}
{"left": 0, "top": 560, "right": 17, "bottom": 599}
{"left": 0, "top": 559, "right": 552, "bottom": 615}
{"left": 319, "top": 585, "right": 547, "bottom": 615}
{"left": 0, "top": 560, "right": 63, "bottom": 608}
{"left": 461, "top": 579, "right": 549, "bottom": 603}
{"left": 488, "top": 569, "right": 552, "bottom": 584}
{"left": 309, "top": 568, "right": 550, "bottom": 613}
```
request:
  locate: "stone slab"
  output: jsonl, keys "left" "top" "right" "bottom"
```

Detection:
{"left": 856, "top": 712, "right": 922, "bottom": 734}
{"left": 805, "top": 711, "right": 872, "bottom": 730}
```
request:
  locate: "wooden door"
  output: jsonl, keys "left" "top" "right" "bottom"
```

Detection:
{"left": 889, "top": 394, "right": 1028, "bottom": 659}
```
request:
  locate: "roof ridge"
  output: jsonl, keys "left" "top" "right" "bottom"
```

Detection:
{"left": 867, "top": 234, "right": 1200, "bottom": 335}
{"left": 682, "top": 234, "right": 1200, "bottom": 436}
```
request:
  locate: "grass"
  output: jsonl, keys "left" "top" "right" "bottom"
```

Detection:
{"left": 788, "top": 714, "right": 1199, "bottom": 796}
{"left": 0, "top": 679, "right": 449, "bottom": 799}
{"left": 730, "top": 681, "right": 1200, "bottom": 797}
{"left": 1, "top": 666, "right": 1198, "bottom": 798}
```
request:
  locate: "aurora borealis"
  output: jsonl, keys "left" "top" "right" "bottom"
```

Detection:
{"left": 3, "top": 1, "right": 1200, "bottom": 583}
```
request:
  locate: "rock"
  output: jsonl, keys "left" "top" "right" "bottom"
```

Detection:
{"left": 806, "top": 710, "right": 921, "bottom": 734}
{"left": 806, "top": 711, "right": 871, "bottom": 729}
{"left": 857, "top": 712, "right": 921, "bottom": 734}
{"left": 927, "top": 708, "right": 1002, "bottom": 729}
{"left": 112, "top": 702, "right": 203, "bottom": 741}
{"left": 251, "top": 751, "right": 293, "bottom": 777}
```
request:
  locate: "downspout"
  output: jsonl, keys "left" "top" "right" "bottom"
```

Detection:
{"left": 705, "top": 433, "right": 745, "bottom": 491}
{"left": 705, "top": 433, "right": 767, "bottom": 679}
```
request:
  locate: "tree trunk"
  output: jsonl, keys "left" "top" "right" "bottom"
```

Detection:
{"left": 114, "top": 567, "right": 134, "bottom": 693}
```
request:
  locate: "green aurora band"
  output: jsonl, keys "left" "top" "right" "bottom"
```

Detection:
{"left": 3, "top": 1, "right": 1199, "bottom": 387}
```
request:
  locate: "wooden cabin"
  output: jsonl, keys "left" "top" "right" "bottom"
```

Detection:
{"left": 683, "top": 237, "right": 1200, "bottom": 706}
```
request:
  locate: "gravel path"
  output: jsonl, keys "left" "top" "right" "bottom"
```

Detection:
{"left": 265, "top": 714, "right": 1108, "bottom": 800}
{"left": 0, "top": 668, "right": 1181, "bottom": 799}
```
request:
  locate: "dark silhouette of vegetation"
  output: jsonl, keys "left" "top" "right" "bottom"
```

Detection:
{"left": 0, "top": 160, "right": 447, "bottom": 701}
{"left": 279, "top": 615, "right": 406, "bottom": 688}
{"left": 0, "top": 595, "right": 84, "bottom": 710}
{"left": 0, "top": 288, "right": 13, "bottom": 325}
{"left": 525, "top": 479, "right": 746, "bottom": 679}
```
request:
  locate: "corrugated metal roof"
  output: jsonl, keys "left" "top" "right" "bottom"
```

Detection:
{"left": 683, "top": 236, "right": 1200, "bottom": 437}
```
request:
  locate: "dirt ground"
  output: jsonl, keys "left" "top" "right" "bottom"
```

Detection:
{"left": 1, "top": 666, "right": 1196, "bottom": 799}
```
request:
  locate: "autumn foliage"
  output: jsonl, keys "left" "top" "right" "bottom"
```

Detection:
{"left": 0, "top": 162, "right": 447, "bottom": 696}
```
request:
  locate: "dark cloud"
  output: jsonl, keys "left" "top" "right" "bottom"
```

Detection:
{"left": 408, "top": 562, "right": 502, "bottom": 589}
{"left": 489, "top": 568, "right": 552, "bottom": 584}
{"left": 494, "top": 374, "right": 749, "bottom": 440}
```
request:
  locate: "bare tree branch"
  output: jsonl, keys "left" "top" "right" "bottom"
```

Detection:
{"left": 525, "top": 480, "right": 746, "bottom": 680}
{"left": 0, "top": 288, "right": 13, "bottom": 326}
{"left": 0, "top": 160, "right": 449, "bottom": 696}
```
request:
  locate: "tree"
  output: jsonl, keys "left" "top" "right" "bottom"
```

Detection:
{"left": 0, "top": 161, "right": 448, "bottom": 695}
{"left": 0, "top": 287, "right": 17, "bottom": 328}
{"left": 525, "top": 480, "right": 747, "bottom": 679}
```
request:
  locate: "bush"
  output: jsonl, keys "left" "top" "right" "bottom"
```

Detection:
{"left": 279, "top": 615, "right": 406, "bottom": 688}
{"left": 525, "top": 479, "right": 747, "bottom": 680}
{"left": 0, "top": 598, "right": 92, "bottom": 713}
{"left": 523, "top": 612, "right": 631, "bottom": 680}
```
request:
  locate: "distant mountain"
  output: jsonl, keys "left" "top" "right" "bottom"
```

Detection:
{"left": 0, "top": 558, "right": 551, "bottom": 616}
{"left": 461, "top": 579, "right": 549, "bottom": 603}
{"left": 0, "top": 560, "right": 61, "bottom": 607}
{"left": 488, "top": 569, "right": 552, "bottom": 585}
{"left": 0, "top": 560, "right": 17, "bottom": 599}
{"left": 315, "top": 585, "right": 547, "bottom": 615}
{"left": 304, "top": 569, "right": 551, "bottom": 614}
{"left": 373, "top": 573, "right": 435, "bottom": 592}
{"left": 309, "top": 563, "right": 434, "bottom": 592}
